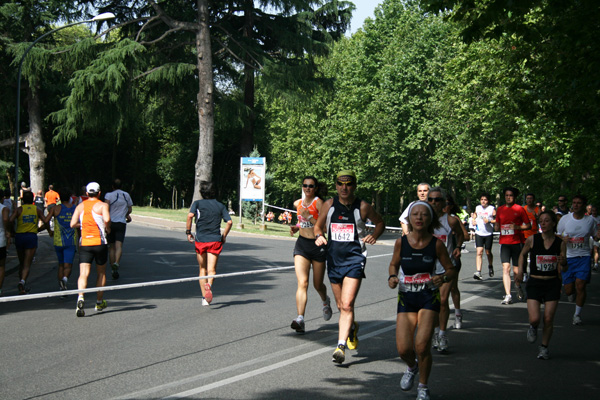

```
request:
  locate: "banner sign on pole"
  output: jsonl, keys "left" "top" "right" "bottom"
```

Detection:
{"left": 240, "top": 157, "right": 265, "bottom": 201}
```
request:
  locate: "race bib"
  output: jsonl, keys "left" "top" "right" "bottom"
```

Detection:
{"left": 331, "top": 223, "right": 354, "bottom": 242}
{"left": 536, "top": 255, "right": 558, "bottom": 272}
{"left": 298, "top": 220, "right": 313, "bottom": 229}
{"left": 401, "top": 273, "right": 433, "bottom": 292}
{"left": 434, "top": 234, "right": 447, "bottom": 243}
{"left": 568, "top": 237, "right": 585, "bottom": 249}
{"left": 501, "top": 224, "right": 514, "bottom": 236}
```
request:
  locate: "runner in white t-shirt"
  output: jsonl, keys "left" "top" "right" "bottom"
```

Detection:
{"left": 557, "top": 195, "right": 599, "bottom": 325}
{"left": 474, "top": 193, "right": 496, "bottom": 280}
{"left": 400, "top": 183, "right": 430, "bottom": 235}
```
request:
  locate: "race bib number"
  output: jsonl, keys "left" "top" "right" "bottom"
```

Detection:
{"left": 568, "top": 237, "right": 585, "bottom": 249}
{"left": 22, "top": 215, "right": 35, "bottom": 223}
{"left": 401, "top": 273, "right": 432, "bottom": 292}
{"left": 501, "top": 224, "right": 514, "bottom": 236}
{"left": 433, "top": 234, "right": 447, "bottom": 243}
{"left": 298, "top": 220, "right": 313, "bottom": 229}
{"left": 536, "top": 255, "right": 558, "bottom": 272}
{"left": 331, "top": 223, "right": 354, "bottom": 242}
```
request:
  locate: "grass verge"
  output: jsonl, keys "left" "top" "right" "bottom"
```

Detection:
{"left": 132, "top": 206, "right": 295, "bottom": 238}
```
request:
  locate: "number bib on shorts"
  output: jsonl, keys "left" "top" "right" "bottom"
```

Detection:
{"left": 536, "top": 255, "right": 558, "bottom": 272}
{"left": 331, "top": 223, "right": 355, "bottom": 242}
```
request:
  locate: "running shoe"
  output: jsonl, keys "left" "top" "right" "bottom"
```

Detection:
{"left": 332, "top": 344, "right": 345, "bottom": 364}
{"left": 291, "top": 318, "right": 305, "bottom": 333}
{"left": 473, "top": 272, "right": 483, "bottom": 281}
{"left": 111, "top": 263, "right": 119, "bottom": 280}
{"left": 417, "top": 387, "right": 431, "bottom": 400}
{"left": 432, "top": 333, "right": 439, "bottom": 349}
{"left": 204, "top": 283, "right": 213, "bottom": 304}
{"left": 567, "top": 294, "right": 575, "bottom": 302}
{"left": 201, "top": 298, "right": 210, "bottom": 306}
{"left": 516, "top": 285, "right": 525, "bottom": 301}
{"left": 400, "top": 365, "right": 418, "bottom": 391}
{"left": 527, "top": 326, "right": 537, "bottom": 343}
{"left": 455, "top": 314, "right": 463, "bottom": 329}
{"left": 76, "top": 298, "right": 85, "bottom": 317}
{"left": 18, "top": 282, "right": 26, "bottom": 295}
{"left": 593, "top": 263, "right": 599, "bottom": 271}
{"left": 501, "top": 294, "right": 512, "bottom": 305}
{"left": 537, "top": 346, "right": 550, "bottom": 360}
{"left": 59, "top": 280, "right": 67, "bottom": 291}
{"left": 346, "top": 321, "right": 359, "bottom": 350}
{"left": 488, "top": 265, "right": 494, "bottom": 277}
{"left": 573, "top": 314, "right": 583, "bottom": 325}
{"left": 437, "top": 335, "right": 448, "bottom": 353}
{"left": 95, "top": 300, "right": 107, "bottom": 312}
{"left": 323, "top": 297, "right": 333, "bottom": 321}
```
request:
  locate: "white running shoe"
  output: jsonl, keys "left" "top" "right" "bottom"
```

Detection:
{"left": 400, "top": 365, "right": 418, "bottom": 391}
{"left": 573, "top": 314, "right": 582, "bottom": 325}
{"left": 432, "top": 333, "right": 439, "bottom": 349}
{"left": 473, "top": 272, "right": 483, "bottom": 281}
{"left": 567, "top": 294, "right": 575, "bottom": 302}
{"left": 437, "top": 335, "right": 448, "bottom": 352}
{"left": 201, "top": 298, "right": 210, "bottom": 306}
{"left": 455, "top": 314, "right": 463, "bottom": 329}
{"left": 501, "top": 294, "right": 512, "bottom": 305}
{"left": 527, "top": 326, "right": 537, "bottom": 343}
{"left": 537, "top": 346, "right": 550, "bottom": 360}
{"left": 417, "top": 387, "right": 431, "bottom": 400}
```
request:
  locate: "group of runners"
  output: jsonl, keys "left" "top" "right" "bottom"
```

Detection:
{"left": 0, "top": 180, "right": 133, "bottom": 317}
{"left": 4, "top": 172, "right": 598, "bottom": 400}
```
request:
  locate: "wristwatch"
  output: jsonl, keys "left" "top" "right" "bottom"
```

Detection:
{"left": 442, "top": 275, "right": 449, "bottom": 283}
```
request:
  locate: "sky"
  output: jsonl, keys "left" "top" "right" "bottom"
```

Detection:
{"left": 349, "top": 0, "right": 380, "bottom": 33}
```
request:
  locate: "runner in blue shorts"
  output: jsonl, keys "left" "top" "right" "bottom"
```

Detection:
{"left": 44, "top": 188, "right": 78, "bottom": 291}
{"left": 557, "top": 194, "right": 599, "bottom": 325}
{"left": 314, "top": 170, "right": 384, "bottom": 364}
{"left": 388, "top": 201, "right": 456, "bottom": 400}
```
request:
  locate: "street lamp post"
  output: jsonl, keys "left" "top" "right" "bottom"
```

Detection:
{"left": 13, "top": 12, "right": 115, "bottom": 204}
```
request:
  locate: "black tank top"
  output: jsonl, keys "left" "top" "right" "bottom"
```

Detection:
{"left": 398, "top": 236, "right": 438, "bottom": 292}
{"left": 529, "top": 233, "right": 562, "bottom": 277}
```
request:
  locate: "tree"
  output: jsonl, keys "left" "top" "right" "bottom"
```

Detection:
{"left": 1, "top": 0, "right": 95, "bottom": 193}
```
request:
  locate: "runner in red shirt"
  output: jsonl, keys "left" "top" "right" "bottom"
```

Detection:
{"left": 495, "top": 187, "right": 531, "bottom": 305}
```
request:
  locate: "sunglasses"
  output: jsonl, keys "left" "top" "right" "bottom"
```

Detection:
{"left": 302, "top": 184, "right": 315, "bottom": 188}
{"left": 428, "top": 197, "right": 444, "bottom": 202}
{"left": 336, "top": 181, "right": 354, "bottom": 186}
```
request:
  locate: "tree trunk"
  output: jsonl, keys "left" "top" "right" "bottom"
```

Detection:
{"left": 192, "top": 0, "right": 215, "bottom": 201}
{"left": 240, "top": 0, "right": 255, "bottom": 157}
{"left": 23, "top": 89, "right": 46, "bottom": 194}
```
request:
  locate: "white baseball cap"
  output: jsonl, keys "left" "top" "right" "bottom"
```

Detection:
{"left": 86, "top": 182, "right": 100, "bottom": 194}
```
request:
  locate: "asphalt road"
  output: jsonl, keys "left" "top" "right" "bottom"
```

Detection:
{"left": 0, "top": 223, "right": 599, "bottom": 399}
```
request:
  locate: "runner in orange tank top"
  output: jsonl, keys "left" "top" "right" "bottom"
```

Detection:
{"left": 289, "top": 176, "right": 332, "bottom": 333}
{"left": 70, "top": 182, "right": 111, "bottom": 317}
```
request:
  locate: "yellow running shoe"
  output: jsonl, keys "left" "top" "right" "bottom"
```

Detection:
{"left": 346, "top": 321, "right": 359, "bottom": 350}
{"left": 332, "top": 344, "right": 345, "bottom": 364}
{"left": 95, "top": 300, "right": 107, "bottom": 312}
